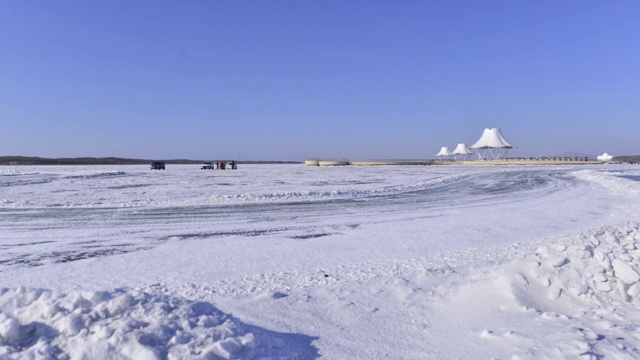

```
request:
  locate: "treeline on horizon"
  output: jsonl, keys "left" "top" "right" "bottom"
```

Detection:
{"left": 1, "top": 155, "right": 639, "bottom": 166}
{"left": 614, "top": 155, "right": 640, "bottom": 164}
{"left": 0, "top": 156, "right": 301, "bottom": 166}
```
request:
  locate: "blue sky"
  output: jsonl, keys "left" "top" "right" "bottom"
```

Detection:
{"left": 2, "top": 1, "right": 639, "bottom": 160}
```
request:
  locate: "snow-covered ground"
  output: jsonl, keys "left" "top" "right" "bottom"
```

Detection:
{"left": 1, "top": 164, "right": 640, "bottom": 359}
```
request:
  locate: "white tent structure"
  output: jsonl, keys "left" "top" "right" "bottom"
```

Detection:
{"left": 469, "top": 128, "right": 515, "bottom": 160}
{"left": 597, "top": 153, "right": 614, "bottom": 162}
{"left": 435, "top": 146, "right": 453, "bottom": 161}
{"left": 451, "top": 143, "right": 473, "bottom": 161}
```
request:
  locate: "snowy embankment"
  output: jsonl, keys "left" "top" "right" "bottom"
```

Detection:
{"left": 429, "top": 221, "right": 640, "bottom": 359}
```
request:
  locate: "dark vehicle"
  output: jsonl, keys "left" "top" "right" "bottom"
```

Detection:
{"left": 201, "top": 162, "right": 214, "bottom": 170}
{"left": 150, "top": 161, "right": 165, "bottom": 170}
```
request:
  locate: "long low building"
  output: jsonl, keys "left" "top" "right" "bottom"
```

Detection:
{"left": 350, "top": 160, "right": 434, "bottom": 166}
{"left": 305, "top": 159, "right": 434, "bottom": 166}
{"left": 318, "top": 160, "right": 350, "bottom": 166}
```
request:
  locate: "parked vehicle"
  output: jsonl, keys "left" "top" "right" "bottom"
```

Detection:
{"left": 201, "top": 162, "right": 214, "bottom": 170}
{"left": 150, "top": 161, "right": 165, "bottom": 170}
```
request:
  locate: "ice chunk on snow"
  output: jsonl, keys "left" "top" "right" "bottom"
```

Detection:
{"left": 0, "top": 314, "right": 20, "bottom": 342}
{"left": 65, "top": 313, "right": 84, "bottom": 336}
{"left": 611, "top": 259, "right": 640, "bottom": 285}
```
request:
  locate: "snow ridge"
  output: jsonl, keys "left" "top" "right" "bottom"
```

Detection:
{"left": 210, "top": 175, "right": 462, "bottom": 203}
{"left": 1, "top": 171, "right": 127, "bottom": 188}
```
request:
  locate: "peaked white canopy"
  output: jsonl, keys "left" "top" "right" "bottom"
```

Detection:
{"left": 470, "top": 128, "right": 515, "bottom": 160}
{"left": 451, "top": 143, "right": 473, "bottom": 160}
{"left": 495, "top": 129, "right": 514, "bottom": 148}
{"left": 452, "top": 143, "right": 473, "bottom": 155}
{"left": 436, "top": 146, "right": 453, "bottom": 157}
{"left": 470, "top": 128, "right": 514, "bottom": 149}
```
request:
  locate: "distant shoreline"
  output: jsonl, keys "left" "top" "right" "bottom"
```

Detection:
{"left": 304, "top": 155, "right": 640, "bottom": 166}
{"left": 304, "top": 159, "right": 605, "bottom": 166}
{"left": 2, "top": 155, "right": 638, "bottom": 166}
{"left": 0, "top": 156, "right": 301, "bottom": 166}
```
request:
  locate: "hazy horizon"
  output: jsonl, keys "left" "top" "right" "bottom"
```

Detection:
{"left": 0, "top": 148, "right": 619, "bottom": 163}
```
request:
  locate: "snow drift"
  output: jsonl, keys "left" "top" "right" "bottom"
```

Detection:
{"left": 2, "top": 221, "right": 640, "bottom": 358}
{"left": 0, "top": 287, "right": 316, "bottom": 359}
{"left": 433, "top": 221, "right": 640, "bottom": 359}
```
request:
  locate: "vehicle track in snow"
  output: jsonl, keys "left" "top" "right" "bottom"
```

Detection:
{"left": 0, "top": 167, "right": 586, "bottom": 271}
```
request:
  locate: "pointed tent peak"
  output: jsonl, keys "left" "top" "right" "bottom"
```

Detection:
{"left": 470, "top": 128, "right": 515, "bottom": 149}
{"left": 452, "top": 143, "right": 473, "bottom": 155}
{"left": 436, "top": 146, "right": 453, "bottom": 157}
{"left": 493, "top": 128, "right": 514, "bottom": 148}
{"left": 485, "top": 128, "right": 508, "bottom": 148}
{"left": 470, "top": 128, "right": 493, "bottom": 149}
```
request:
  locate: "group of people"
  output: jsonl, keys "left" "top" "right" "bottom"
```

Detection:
{"left": 216, "top": 161, "right": 237, "bottom": 170}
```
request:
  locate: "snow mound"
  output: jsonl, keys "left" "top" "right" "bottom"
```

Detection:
{"left": 1, "top": 171, "right": 127, "bottom": 189}
{"left": 0, "top": 170, "right": 41, "bottom": 176}
{"left": 64, "top": 171, "right": 127, "bottom": 180}
{"left": 443, "top": 221, "right": 640, "bottom": 358}
{"left": 0, "top": 287, "right": 316, "bottom": 359}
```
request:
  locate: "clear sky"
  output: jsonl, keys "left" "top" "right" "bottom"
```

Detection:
{"left": 2, "top": 1, "right": 639, "bottom": 161}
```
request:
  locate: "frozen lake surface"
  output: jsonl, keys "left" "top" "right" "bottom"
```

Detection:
{"left": 1, "top": 164, "right": 640, "bottom": 358}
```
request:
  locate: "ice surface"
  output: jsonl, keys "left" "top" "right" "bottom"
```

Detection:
{"left": 1, "top": 164, "right": 640, "bottom": 358}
